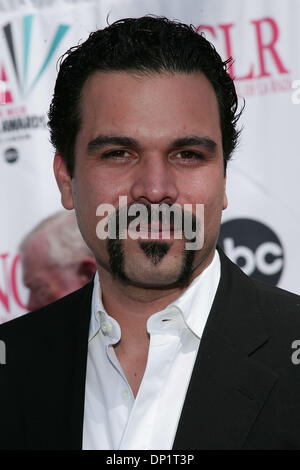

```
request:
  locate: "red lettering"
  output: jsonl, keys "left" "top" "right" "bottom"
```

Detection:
{"left": 197, "top": 18, "right": 289, "bottom": 81}
{"left": 0, "top": 64, "right": 13, "bottom": 104}
{"left": 218, "top": 23, "right": 255, "bottom": 80}
{"left": 0, "top": 253, "right": 27, "bottom": 316}
{"left": 11, "top": 255, "right": 27, "bottom": 310}
{"left": 251, "top": 17, "right": 289, "bottom": 78}
{"left": 0, "top": 254, "right": 10, "bottom": 312}
{"left": 196, "top": 25, "right": 216, "bottom": 39}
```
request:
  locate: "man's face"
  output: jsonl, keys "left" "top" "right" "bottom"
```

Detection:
{"left": 55, "top": 71, "right": 227, "bottom": 288}
{"left": 21, "top": 233, "right": 85, "bottom": 311}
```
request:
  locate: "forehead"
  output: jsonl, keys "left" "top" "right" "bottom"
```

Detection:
{"left": 77, "top": 71, "right": 221, "bottom": 145}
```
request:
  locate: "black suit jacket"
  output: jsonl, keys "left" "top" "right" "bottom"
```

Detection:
{"left": 1, "top": 248, "right": 300, "bottom": 450}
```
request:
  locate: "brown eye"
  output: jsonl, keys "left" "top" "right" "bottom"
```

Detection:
{"left": 177, "top": 151, "right": 204, "bottom": 161}
{"left": 102, "top": 150, "right": 130, "bottom": 159}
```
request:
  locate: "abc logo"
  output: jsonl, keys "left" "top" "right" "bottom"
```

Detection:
{"left": 219, "top": 218, "right": 284, "bottom": 285}
{"left": 4, "top": 147, "right": 19, "bottom": 163}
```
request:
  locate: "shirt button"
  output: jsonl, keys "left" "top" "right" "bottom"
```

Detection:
{"left": 122, "top": 389, "right": 130, "bottom": 401}
{"left": 100, "top": 320, "right": 112, "bottom": 334}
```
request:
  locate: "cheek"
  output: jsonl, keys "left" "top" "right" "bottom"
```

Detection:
{"left": 199, "top": 178, "right": 226, "bottom": 223}
{"left": 38, "top": 288, "right": 55, "bottom": 305}
{"left": 72, "top": 178, "right": 99, "bottom": 228}
{"left": 73, "top": 170, "right": 119, "bottom": 208}
{"left": 186, "top": 176, "right": 225, "bottom": 207}
{"left": 206, "top": 190, "right": 225, "bottom": 218}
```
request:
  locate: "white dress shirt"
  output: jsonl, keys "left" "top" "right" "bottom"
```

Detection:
{"left": 82, "top": 250, "right": 221, "bottom": 450}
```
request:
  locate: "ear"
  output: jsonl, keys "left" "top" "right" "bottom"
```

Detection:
{"left": 53, "top": 152, "right": 74, "bottom": 210}
{"left": 77, "top": 258, "right": 97, "bottom": 283}
{"left": 222, "top": 175, "right": 228, "bottom": 210}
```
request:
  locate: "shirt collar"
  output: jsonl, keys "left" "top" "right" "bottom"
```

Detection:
{"left": 89, "top": 250, "right": 220, "bottom": 342}
{"left": 89, "top": 270, "right": 121, "bottom": 343}
{"left": 167, "top": 250, "right": 220, "bottom": 338}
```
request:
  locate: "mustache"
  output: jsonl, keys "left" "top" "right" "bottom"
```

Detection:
{"left": 109, "top": 202, "right": 198, "bottom": 234}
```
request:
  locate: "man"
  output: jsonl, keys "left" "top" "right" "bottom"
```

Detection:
{"left": 0, "top": 16, "right": 300, "bottom": 450}
{"left": 20, "top": 210, "right": 97, "bottom": 311}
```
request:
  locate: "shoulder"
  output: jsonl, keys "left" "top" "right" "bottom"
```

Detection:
{"left": 253, "top": 276, "right": 300, "bottom": 308}
{"left": 221, "top": 247, "right": 300, "bottom": 328}
{"left": 0, "top": 281, "right": 94, "bottom": 344}
{"left": 252, "top": 277, "right": 300, "bottom": 334}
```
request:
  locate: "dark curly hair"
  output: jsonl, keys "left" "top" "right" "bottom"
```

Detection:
{"left": 48, "top": 15, "right": 242, "bottom": 177}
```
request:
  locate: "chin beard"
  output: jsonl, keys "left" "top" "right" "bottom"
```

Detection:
{"left": 107, "top": 238, "right": 196, "bottom": 287}
{"left": 138, "top": 240, "right": 170, "bottom": 265}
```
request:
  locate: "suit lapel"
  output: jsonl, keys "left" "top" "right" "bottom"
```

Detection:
{"left": 173, "top": 249, "right": 278, "bottom": 450}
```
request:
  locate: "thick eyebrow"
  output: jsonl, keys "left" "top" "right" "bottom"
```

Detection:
{"left": 87, "top": 135, "right": 139, "bottom": 154}
{"left": 171, "top": 135, "right": 217, "bottom": 152}
{"left": 86, "top": 134, "right": 217, "bottom": 154}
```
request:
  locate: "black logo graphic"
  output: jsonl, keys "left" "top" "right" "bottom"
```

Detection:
{"left": 4, "top": 147, "right": 19, "bottom": 163}
{"left": 219, "top": 218, "right": 284, "bottom": 285}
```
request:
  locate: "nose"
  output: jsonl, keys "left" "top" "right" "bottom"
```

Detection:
{"left": 130, "top": 155, "right": 179, "bottom": 205}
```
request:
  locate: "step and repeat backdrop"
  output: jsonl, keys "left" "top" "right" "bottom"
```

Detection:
{"left": 0, "top": 0, "right": 299, "bottom": 322}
